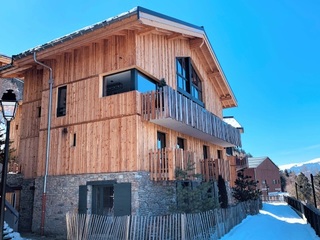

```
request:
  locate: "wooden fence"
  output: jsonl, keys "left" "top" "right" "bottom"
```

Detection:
{"left": 285, "top": 196, "right": 320, "bottom": 237}
{"left": 66, "top": 200, "right": 260, "bottom": 240}
{"left": 148, "top": 148, "right": 230, "bottom": 182}
{"left": 149, "top": 148, "right": 196, "bottom": 181}
{"left": 199, "top": 158, "right": 230, "bottom": 182}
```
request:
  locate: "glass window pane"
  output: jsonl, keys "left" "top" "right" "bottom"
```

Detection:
{"left": 103, "top": 70, "right": 132, "bottom": 96}
{"left": 137, "top": 73, "right": 156, "bottom": 93}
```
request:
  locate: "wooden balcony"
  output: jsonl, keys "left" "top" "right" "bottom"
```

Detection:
{"left": 142, "top": 86, "right": 241, "bottom": 147}
{"left": 149, "top": 148, "right": 231, "bottom": 182}
{"left": 228, "top": 155, "right": 248, "bottom": 187}
{"left": 199, "top": 158, "right": 230, "bottom": 182}
{"left": 149, "top": 148, "right": 195, "bottom": 181}
{"left": 229, "top": 155, "right": 248, "bottom": 171}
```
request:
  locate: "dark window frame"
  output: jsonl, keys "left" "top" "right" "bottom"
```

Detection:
{"left": 176, "top": 57, "right": 204, "bottom": 107}
{"left": 203, "top": 145, "right": 209, "bottom": 160}
{"left": 57, "top": 86, "right": 67, "bottom": 117}
{"left": 157, "top": 131, "right": 166, "bottom": 149}
{"left": 177, "top": 137, "right": 185, "bottom": 150}
{"left": 102, "top": 69, "right": 157, "bottom": 97}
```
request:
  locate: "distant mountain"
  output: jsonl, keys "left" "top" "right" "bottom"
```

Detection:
{"left": 279, "top": 158, "right": 320, "bottom": 175}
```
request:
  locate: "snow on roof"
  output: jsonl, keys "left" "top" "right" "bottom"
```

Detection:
{"left": 223, "top": 116, "right": 244, "bottom": 133}
{"left": 13, "top": 6, "right": 204, "bottom": 61}
{"left": 248, "top": 157, "right": 269, "bottom": 168}
{"left": 247, "top": 156, "right": 279, "bottom": 169}
{"left": 13, "top": 7, "right": 139, "bottom": 60}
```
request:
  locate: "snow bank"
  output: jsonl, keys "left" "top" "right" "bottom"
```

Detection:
{"left": 220, "top": 202, "right": 320, "bottom": 240}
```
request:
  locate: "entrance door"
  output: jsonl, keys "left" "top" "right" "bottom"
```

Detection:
{"left": 92, "top": 184, "right": 114, "bottom": 215}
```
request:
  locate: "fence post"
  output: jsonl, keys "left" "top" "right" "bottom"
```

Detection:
{"left": 181, "top": 213, "right": 186, "bottom": 240}
{"left": 125, "top": 215, "right": 130, "bottom": 240}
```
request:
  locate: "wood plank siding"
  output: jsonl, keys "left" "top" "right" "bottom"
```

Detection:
{"left": 2, "top": 8, "right": 241, "bottom": 182}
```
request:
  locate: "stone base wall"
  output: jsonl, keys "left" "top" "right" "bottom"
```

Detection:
{"left": 7, "top": 174, "right": 35, "bottom": 232}
{"left": 29, "top": 171, "right": 174, "bottom": 237}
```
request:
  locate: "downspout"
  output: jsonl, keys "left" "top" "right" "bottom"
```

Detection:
{"left": 33, "top": 52, "right": 53, "bottom": 236}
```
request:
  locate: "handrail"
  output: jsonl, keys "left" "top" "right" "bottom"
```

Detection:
{"left": 142, "top": 86, "right": 241, "bottom": 147}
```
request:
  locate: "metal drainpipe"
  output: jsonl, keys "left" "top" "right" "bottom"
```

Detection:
{"left": 33, "top": 52, "right": 53, "bottom": 235}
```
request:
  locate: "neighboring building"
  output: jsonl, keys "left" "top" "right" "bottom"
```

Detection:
{"left": 0, "top": 54, "right": 11, "bottom": 66}
{"left": 244, "top": 157, "right": 281, "bottom": 199}
{"left": 0, "top": 7, "right": 243, "bottom": 236}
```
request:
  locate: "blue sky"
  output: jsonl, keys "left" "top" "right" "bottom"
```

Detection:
{"left": 1, "top": 0, "right": 319, "bottom": 167}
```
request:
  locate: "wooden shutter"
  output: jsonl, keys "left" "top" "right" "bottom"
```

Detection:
{"left": 113, "top": 183, "right": 131, "bottom": 216}
{"left": 78, "top": 185, "right": 87, "bottom": 214}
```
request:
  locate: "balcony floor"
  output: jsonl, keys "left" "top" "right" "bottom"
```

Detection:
{"left": 150, "top": 117, "right": 235, "bottom": 147}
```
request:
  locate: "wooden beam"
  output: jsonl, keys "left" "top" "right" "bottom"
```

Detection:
{"left": 0, "top": 65, "right": 32, "bottom": 78}
{"left": 12, "top": 15, "right": 140, "bottom": 67}
{"left": 189, "top": 38, "right": 204, "bottom": 50}
{"left": 137, "top": 26, "right": 156, "bottom": 36}
{"left": 220, "top": 94, "right": 232, "bottom": 101}
{"left": 208, "top": 71, "right": 220, "bottom": 78}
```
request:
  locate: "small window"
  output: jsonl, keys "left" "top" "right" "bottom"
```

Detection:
{"left": 217, "top": 150, "right": 222, "bottom": 159}
{"left": 72, "top": 133, "right": 76, "bottom": 147}
{"left": 177, "top": 137, "right": 185, "bottom": 150}
{"left": 57, "top": 86, "right": 67, "bottom": 117}
{"left": 37, "top": 106, "right": 41, "bottom": 118}
{"left": 203, "top": 145, "right": 209, "bottom": 159}
{"left": 157, "top": 131, "right": 166, "bottom": 149}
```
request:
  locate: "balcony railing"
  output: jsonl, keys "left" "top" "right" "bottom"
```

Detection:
{"left": 149, "top": 148, "right": 231, "bottom": 182}
{"left": 199, "top": 158, "right": 230, "bottom": 182}
{"left": 149, "top": 148, "right": 195, "bottom": 181}
{"left": 142, "top": 86, "right": 241, "bottom": 147}
{"left": 229, "top": 155, "right": 248, "bottom": 171}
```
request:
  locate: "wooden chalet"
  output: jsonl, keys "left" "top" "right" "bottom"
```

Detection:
{"left": 0, "top": 7, "right": 243, "bottom": 236}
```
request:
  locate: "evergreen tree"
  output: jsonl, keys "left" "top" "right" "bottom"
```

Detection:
{"left": 279, "top": 171, "right": 287, "bottom": 192}
{"left": 313, "top": 172, "right": 320, "bottom": 207}
{"left": 296, "top": 172, "right": 312, "bottom": 202}
{"left": 218, "top": 175, "right": 228, "bottom": 208}
{"left": 169, "top": 158, "right": 219, "bottom": 213}
{"left": 232, "top": 170, "right": 261, "bottom": 202}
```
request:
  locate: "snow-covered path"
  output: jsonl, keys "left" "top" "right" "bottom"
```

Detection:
{"left": 220, "top": 202, "right": 320, "bottom": 240}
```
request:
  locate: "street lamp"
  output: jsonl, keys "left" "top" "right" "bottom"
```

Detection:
{"left": 0, "top": 89, "right": 18, "bottom": 239}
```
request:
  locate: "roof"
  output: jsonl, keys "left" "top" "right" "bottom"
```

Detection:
{"left": 0, "top": 6, "right": 237, "bottom": 108}
{"left": 223, "top": 116, "right": 244, "bottom": 133}
{"left": 248, "top": 157, "right": 279, "bottom": 169}
{"left": 12, "top": 6, "right": 203, "bottom": 61}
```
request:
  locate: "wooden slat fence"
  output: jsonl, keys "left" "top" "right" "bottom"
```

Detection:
{"left": 199, "top": 159, "right": 230, "bottom": 182}
{"left": 66, "top": 200, "right": 260, "bottom": 240}
{"left": 149, "top": 148, "right": 195, "bottom": 181}
{"left": 141, "top": 86, "right": 241, "bottom": 147}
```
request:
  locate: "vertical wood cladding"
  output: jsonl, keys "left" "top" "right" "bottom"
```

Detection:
{"left": 19, "top": 30, "right": 226, "bottom": 178}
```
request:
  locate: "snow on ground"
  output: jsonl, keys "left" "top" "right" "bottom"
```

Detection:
{"left": 220, "top": 202, "right": 320, "bottom": 240}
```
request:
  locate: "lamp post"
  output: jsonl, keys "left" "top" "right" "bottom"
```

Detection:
{"left": 0, "top": 89, "right": 18, "bottom": 239}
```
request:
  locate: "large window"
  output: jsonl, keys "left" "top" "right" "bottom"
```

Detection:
{"left": 57, "top": 86, "right": 67, "bottom": 117}
{"left": 103, "top": 69, "right": 156, "bottom": 97}
{"left": 176, "top": 57, "right": 203, "bottom": 105}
